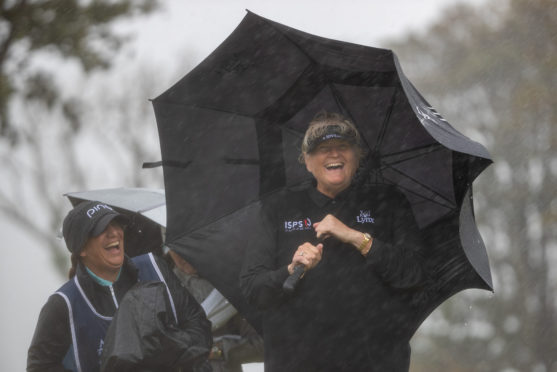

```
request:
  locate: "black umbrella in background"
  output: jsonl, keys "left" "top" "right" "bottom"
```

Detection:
{"left": 152, "top": 11, "right": 493, "bottom": 332}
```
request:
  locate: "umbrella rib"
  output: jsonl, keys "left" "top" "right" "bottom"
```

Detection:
{"left": 384, "top": 143, "right": 444, "bottom": 158}
{"left": 374, "top": 88, "right": 399, "bottom": 153}
{"left": 393, "top": 181, "right": 456, "bottom": 211}
{"left": 328, "top": 83, "right": 372, "bottom": 150}
{"left": 261, "top": 17, "right": 319, "bottom": 64}
{"left": 137, "top": 201, "right": 166, "bottom": 214}
{"left": 263, "top": 18, "right": 400, "bottom": 88}
{"left": 259, "top": 19, "right": 396, "bottom": 122}
{"left": 383, "top": 165, "right": 456, "bottom": 208}
{"left": 170, "top": 197, "right": 263, "bottom": 240}
{"left": 381, "top": 143, "right": 445, "bottom": 166}
{"left": 156, "top": 160, "right": 192, "bottom": 169}
{"left": 156, "top": 99, "right": 254, "bottom": 119}
{"left": 281, "top": 125, "right": 304, "bottom": 138}
{"left": 223, "top": 157, "right": 260, "bottom": 165}
{"left": 160, "top": 158, "right": 260, "bottom": 168}
{"left": 257, "top": 63, "right": 326, "bottom": 123}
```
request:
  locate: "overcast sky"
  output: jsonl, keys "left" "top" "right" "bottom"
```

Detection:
{"left": 117, "top": 0, "right": 489, "bottom": 80}
{"left": 1, "top": 1, "right": 488, "bottom": 371}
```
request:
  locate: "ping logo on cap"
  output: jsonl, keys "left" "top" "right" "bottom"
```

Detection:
{"left": 86, "top": 204, "right": 114, "bottom": 218}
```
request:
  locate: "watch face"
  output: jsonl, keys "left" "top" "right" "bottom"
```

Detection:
{"left": 364, "top": 233, "right": 371, "bottom": 240}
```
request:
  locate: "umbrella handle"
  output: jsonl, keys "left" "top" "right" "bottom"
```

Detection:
{"left": 282, "top": 264, "right": 306, "bottom": 293}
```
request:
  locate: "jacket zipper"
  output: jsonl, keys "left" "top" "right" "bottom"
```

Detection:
{"left": 109, "top": 285, "right": 119, "bottom": 309}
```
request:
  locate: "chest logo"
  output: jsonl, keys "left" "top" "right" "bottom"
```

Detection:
{"left": 284, "top": 217, "right": 313, "bottom": 232}
{"left": 356, "top": 210, "right": 375, "bottom": 224}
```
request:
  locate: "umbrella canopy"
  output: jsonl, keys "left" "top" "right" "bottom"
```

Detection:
{"left": 152, "top": 11, "right": 493, "bottom": 331}
{"left": 65, "top": 187, "right": 166, "bottom": 257}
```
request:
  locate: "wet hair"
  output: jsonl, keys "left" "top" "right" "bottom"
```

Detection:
{"left": 68, "top": 253, "right": 79, "bottom": 279}
{"left": 299, "top": 111, "right": 364, "bottom": 164}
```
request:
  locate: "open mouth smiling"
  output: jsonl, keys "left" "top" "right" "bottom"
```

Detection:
{"left": 325, "top": 162, "right": 344, "bottom": 170}
{"left": 105, "top": 241, "right": 120, "bottom": 251}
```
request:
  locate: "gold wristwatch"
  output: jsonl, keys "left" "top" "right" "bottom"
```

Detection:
{"left": 358, "top": 232, "right": 372, "bottom": 253}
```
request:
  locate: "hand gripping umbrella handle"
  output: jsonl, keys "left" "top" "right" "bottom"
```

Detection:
{"left": 282, "top": 264, "right": 306, "bottom": 293}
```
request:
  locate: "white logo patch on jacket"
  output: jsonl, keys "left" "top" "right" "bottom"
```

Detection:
{"left": 356, "top": 210, "right": 375, "bottom": 224}
{"left": 284, "top": 217, "right": 313, "bottom": 232}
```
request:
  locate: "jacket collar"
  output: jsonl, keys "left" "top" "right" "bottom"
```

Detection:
{"left": 307, "top": 181, "right": 354, "bottom": 208}
{"left": 76, "top": 255, "right": 138, "bottom": 289}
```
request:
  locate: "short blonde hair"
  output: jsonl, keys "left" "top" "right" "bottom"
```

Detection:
{"left": 299, "top": 112, "right": 364, "bottom": 164}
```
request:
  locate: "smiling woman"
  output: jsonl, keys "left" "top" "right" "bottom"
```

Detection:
{"left": 63, "top": 202, "right": 130, "bottom": 281}
{"left": 304, "top": 140, "right": 358, "bottom": 195}
{"left": 300, "top": 112, "right": 363, "bottom": 198}
{"left": 79, "top": 220, "right": 126, "bottom": 282}
{"left": 27, "top": 201, "right": 213, "bottom": 372}
{"left": 240, "top": 111, "right": 429, "bottom": 371}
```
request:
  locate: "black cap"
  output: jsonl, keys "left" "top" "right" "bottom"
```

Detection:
{"left": 304, "top": 124, "right": 359, "bottom": 154}
{"left": 62, "top": 201, "right": 128, "bottom": 254}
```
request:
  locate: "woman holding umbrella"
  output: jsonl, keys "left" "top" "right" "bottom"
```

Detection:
{"left": 241, "top": 112, "right": 429, "bottom": 372}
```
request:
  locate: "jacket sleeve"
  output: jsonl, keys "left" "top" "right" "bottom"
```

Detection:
{"left": 154, "top": 256, "right": 213, "bottom": 358}
{"left": 365, "top": 187, "right": 430, "bottom": 290}
{"left": 240, "top": 202, "right": 290, "bottom": 310}
{"left": 27, "top": 294, "right": 73, "bottom": 372}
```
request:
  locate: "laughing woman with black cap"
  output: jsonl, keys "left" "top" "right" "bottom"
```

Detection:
{"left": 27, "top": 201, "right": 212, "bottom": 372}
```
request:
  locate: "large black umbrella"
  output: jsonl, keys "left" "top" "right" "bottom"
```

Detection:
{"left": 152, "top": 11, "right": 493, "bottom": 332}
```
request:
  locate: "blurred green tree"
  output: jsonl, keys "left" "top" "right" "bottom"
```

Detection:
{"left": 388, "top": 0, "right": 557, "bottom": 370}
{"left": 0, "top": 0, "right": 162, "bottom": 274}
{"left": 1, "top": 0, "right": 158, "bottom": 139}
